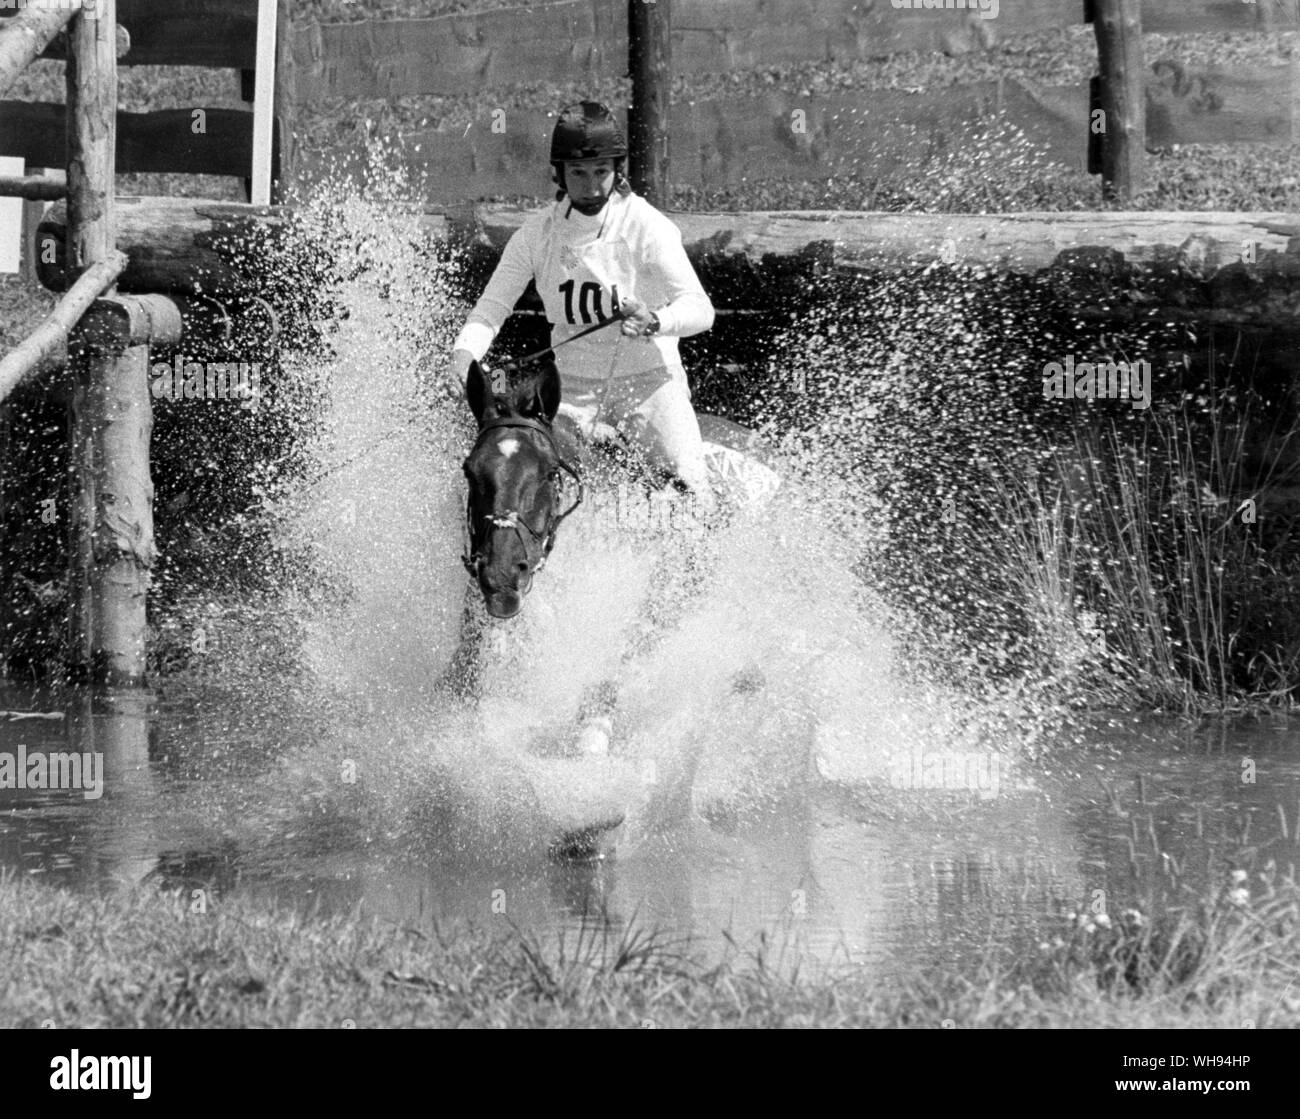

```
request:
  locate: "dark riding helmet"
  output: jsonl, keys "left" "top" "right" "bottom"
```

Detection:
{"left": 550, "top": 100, "right": 628, "bottom": 162}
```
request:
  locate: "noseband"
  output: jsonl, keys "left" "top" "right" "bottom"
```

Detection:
{"left": 461, "top": 415, "right": 583, "bottom": 584}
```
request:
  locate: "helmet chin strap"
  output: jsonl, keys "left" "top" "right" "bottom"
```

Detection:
{"left": 566, "top": 194, "right": 610, "bottom": 219}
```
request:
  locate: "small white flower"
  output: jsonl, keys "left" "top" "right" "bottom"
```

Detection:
{"left": 1095, "top": 913, "right": 1112, "bottom": 929}
{"left": 1122, "top": 908, "right": 1145, "bottom": 928}
{"left": 1230, "top": 869, "right": 1248, "bottom": 885}
{"left": 1229, "top": 887, "right": 1250, "bottom": 907}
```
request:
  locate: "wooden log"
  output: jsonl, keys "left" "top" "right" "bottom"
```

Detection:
{"left": 0, "top": 252, "right": 127, "bottom": 404}
{"left": 66, "top": 0, "right": 151, "bottom": 687}
{"left": 452, "top": 206, "right": 1300, "bottom": 325}
{"left": 456, "top": 206, "right": 1295, "bottom": 275}
{"left": 0, "top": 174, "right": 67, "bottom": 201}
{"left": 627, "top": 0, "right": 671, "bottom": 207}
{"left": 1092, "top": 0, "right": 1146, "bottom": 202}
{"left": 2, "top": 0, "right": 258, "bottom": 68}
{"left": 28, "top": 197, "right": 1300, "bottom": 323}
{"left": 3, "top": 295, "right": 251, "bottom": 381}
{"left": 37, "top": 22, "right": 131, "bottom": 64}
{"left": 66, "top": 0, "right": 117, "bottom": 279}
{"left": 70, "top": 336, "right": 156, "bottom": 687}
{"left": 0, "top": 3, "right": 74, "bottom": 98}
{"left": 81, "top": 293, "right": 277, "bottom": 353}
{"left": 79, "top": 294, "right": 187, "bottom": 352}
{"left": 35, "top": 196, "right": 291, "bottom": 294}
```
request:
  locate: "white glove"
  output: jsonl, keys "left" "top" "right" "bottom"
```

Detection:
{"left": 449, "top": 348, "right": 474, "bottom": 392}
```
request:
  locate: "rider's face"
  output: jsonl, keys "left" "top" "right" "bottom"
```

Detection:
{"left": 563, "top": 160, "right": 616, "bottom": 214}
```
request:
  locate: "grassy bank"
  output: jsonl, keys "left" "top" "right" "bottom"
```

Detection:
{"left": 2, "top": 870, "right": 1297, "bottom": 1029}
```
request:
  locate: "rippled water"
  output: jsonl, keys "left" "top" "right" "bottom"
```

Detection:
{"left": 4, "top": 683, "right": 1299, "bottom": 974}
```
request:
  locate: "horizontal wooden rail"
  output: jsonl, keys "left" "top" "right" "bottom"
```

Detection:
{"left": 0, "top": 173, "right": 67, "bottom": 200}
{"left": 35, "top": 196, "right": 290, "bottom": 293}
{"left": 446, "top": 205, "right": 1300, "bottom": 326}
{"left": 28, "top": 196, "right": 1300, "bottom": 325}
{"left": 0, "top": 102, "right": 254, "bottom": 178}
{"left": 36, "top": 23, "right": 132, "bottom": 64}
{"left": 0, "top": 251, "right": 127, "bottom": 405}
{"left": 455, "top": 204, "right": 1297, "bottom": 272}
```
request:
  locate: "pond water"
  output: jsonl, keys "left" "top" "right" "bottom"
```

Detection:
{"left": 4, "top": 677, "right": 1298, "bottom": 978}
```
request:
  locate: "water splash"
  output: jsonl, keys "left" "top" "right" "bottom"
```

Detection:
{"left": 175, "top": 151, "right": 1061, "bottom": 861}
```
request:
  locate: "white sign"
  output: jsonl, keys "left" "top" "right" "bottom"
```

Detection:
{"left": 0, "top": 156, "right": 23, "bottom": 273}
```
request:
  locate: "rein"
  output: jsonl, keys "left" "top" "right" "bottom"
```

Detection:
{"left": 462, "top": 291, "right": 626, "bottom": 586}
{"left": 461, "top": 415, "right": 584, "bottom": 583}
{"left": 490, "top": 293, "right": 624, "bottom": 379}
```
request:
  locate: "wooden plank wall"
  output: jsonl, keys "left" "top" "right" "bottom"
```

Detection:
{"left": 1, "top": 0, "right": 1295, "bottom": 191}
{"left": 289, "top": 0, "right": 1298, "bottom": 102}
{"left": 294, "top": 62, "right": 1296, "bottom": 201}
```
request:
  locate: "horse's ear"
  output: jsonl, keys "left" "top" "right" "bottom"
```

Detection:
{"left": 527, "top": 357, "right": 561, "bottom": 423}
{"left": 466, "top": 360, "right": 498, "bottom": 424}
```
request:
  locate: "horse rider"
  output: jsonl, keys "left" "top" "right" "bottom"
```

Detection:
{"left": 448, "top": 99, "right": 717, "bottom": 512}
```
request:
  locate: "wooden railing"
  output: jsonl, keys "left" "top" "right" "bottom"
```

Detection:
{"left": 0, "top": 0, "right": 291, "bottom": 197}
{"left": 0, "top": 2, "right": 284, "bottom": 686}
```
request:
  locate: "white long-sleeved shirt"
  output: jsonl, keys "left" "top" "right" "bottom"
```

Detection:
{"left": 453, "top": 191, "right": 714, "bottom": 382}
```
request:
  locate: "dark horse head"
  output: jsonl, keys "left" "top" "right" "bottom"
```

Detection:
{"left": 461, "top": 357, "right": 582, "bottom": 619}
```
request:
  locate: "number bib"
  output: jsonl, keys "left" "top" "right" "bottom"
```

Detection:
{"left": 537, "top": 210, "right": 641, "bottom": 380}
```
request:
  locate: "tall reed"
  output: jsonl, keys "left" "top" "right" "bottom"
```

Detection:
{"left": 988, "top": 395, "right": 1300, "bottom": 712}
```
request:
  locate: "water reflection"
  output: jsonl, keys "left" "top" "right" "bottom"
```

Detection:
{"left": 3, "top": 684, "right": 1299, "bottom": 975}
{"left": 1, "top": 686, "right": 157, "bottom": 888}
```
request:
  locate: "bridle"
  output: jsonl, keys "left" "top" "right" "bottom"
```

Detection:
{"left": 461, "top": 415, "right": 584, "bottom": 585}
{"left": 460, "top": 299, "right": 624, "bottom": 588}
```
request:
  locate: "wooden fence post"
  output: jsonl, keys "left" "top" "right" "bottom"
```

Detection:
{"left": 79, "top": 333, "right": 156, "bottom": 686}
{"left": 273, "top": 0, "right": 297, "bottom": 203}
{"left": 627, "top": 0, "right": 670, "bottom": 207}
{"left": 0, "top": 387, "right": 8, "bottom": 677}
{"left": 1090, "top": 0, "right": 1146, "bottom": 202}
{"left": 65, "top": 0, "right": 153, "bottom": 686}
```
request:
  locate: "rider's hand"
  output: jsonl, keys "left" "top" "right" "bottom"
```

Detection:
{"left": 449, "top": 348, "right": 474, "bottom": 392}
{"left": 617, "top": 297, "right": 658, "bottom": 337}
